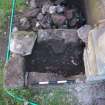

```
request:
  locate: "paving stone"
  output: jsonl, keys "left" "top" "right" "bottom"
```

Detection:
{"left": 10, "top": 31, "right": 37, "bottom": 56}
{"left": 5, "top": 54, "right": 25, "bottom": 88}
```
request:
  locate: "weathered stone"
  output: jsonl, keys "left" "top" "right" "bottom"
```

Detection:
{"left": 26, "top": 72, "right": 84, "bottom": 86}
{"left": 49, "top": 6, "right": 57, "bottom": 14}
{"left": 68, "top": 17, "right": 79, "bottom": 28}
{"left": 10, "top": 31, "right": 37, "bottom": 56}
{"left": 37, "top": 13, "right": 43, "bottom": 21}
{"left": 35, "top": 22, "right": 40, "bottom": 28}
{"left": 14, "top": 14, "right": 23, "bottom": 30}
{"left": 54, "top": 0, "right": 65, "bottom": 5}
{"left": 24, "top": 8, "right": 40, "bottom": 18}
{"left": 76, "top": 80, "right": 105, "bottom": 105}
{"left": 30, "top": 18, "right": 37, "bottom": 30}
{"left": 40, "top": 14, "right": 52, "bottom": 29}
{"left": 42, "top": 4, "right": 50, "bottom": 14}
{"left": 56, "top": 5, "right": 64, "bottom": 13}
{"left": 98, "top": 31, "right": 105, "bottom": 63}
{"left": 52, "top": 14, "right": 66, "bottom": 26}
{"left": 19, "top": 17, "right": 30, "bottom": 30}
{"left": 77, "top": 25, "right": 92, "bottom": 44}
{"left": 27, "top": 0, "right": 51, "bottom": 8}
{"left": 94, "top": 98, "right": 105, "bottom": 105}
{"left": 30, "top": 0, "right": 37, "bottom": 8}
{"left": 25, "top": 29, "right": 85, "bottom": 76}
{"left": 84, "top": 25, "right": 105, "bottom": 79}
{"left": 13, "top": 0, "right": 86, "bottom": 30}
{"left": 5, "top": 54, "right": 24, "bottom": 88}
{"left": 85, "top": 0, "right": 105, "bottom": 25}
{"left": 12, "top": 26, "right": 18, "bottom": 32}
{"left": 27, "top": 72, "right": 66, "bottom": 85}
{"left": 65, "top": 9, "right": 74, "bottom": 20}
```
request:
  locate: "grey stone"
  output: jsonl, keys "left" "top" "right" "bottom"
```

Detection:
{"left": 5, "top": 54, "right": 25, "bottom": 88}
{"left": 30, "top": 0, "right": 37, "bottom": 8}
{"left": 56, "top": 5, "right": 64, "bottom": 13}
{"left": 19, "top": 17, "right": 30, "bottom": 30}
{"left": 10, "top": 31, "right": 37, "bottom": 56}
{"left": 25, "top": 29, "right": 85, "bottom": 76}
{"left": 40, "top": 14, "right": 52, "bottom": 29}
{"left": 77, "top": 25, "right": 92, "bottom": 44}
{"left": 24, "top": 8, "right": 40, "bottom": 18}
{"left": 52, "top": 14, "right": 66, "bottom": 26}
{"left": 12, "top": 27, "right": 18, "bottom": 32}
{"left": 69, "top": 17, "right": 78, "bottom": 28}
{"left": 65, "top": 9, "right": 74, "bottom": 20}
{"left": 30, "top": 18, "right": 37, "bottom": 30}
{"left": 84, "top": 25, "right": 105, "bottom": 78}
{"left": 75, "top": 81, "right": 105, "bottom": 105}
{"left": 94, "top": 98, "right": 105, "bottom": 105}
{"left": 26, "top": 72, "right": 66, "bottom": 86}
{"left": 49, "top": 6, "right": 57, "bottom": 14}
{"left": 28, "top": 0, "right": 51, "bottom": 8}
{"left": 42, "top": 4, "right": 50, "bottom": 14}
{"left": 35, "top": 22, "right": 40, "bottom": 28}
{"left": 37, "top": 13, "right": 43, "bottom": 21}
{"left": 54, "top": 0, "right": 65, "bottom": 5}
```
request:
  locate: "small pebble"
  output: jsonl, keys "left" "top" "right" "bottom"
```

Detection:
{"left": 56, "top": 5, "right": 64, "bottom": 13}
{"left": 13, "top": 27, "right": 18, "bottom": 32}
{"left": 49, "top": 6, "right": 57, "bottom": 14}
{"left": 36, "top": 22, "right": 40, "bottom": 27}
{"left": 42, "top": 4, "right": 50, "bottom": 14}
{"left": 20, "top": 17, "right": 27, "bottom": 23}
{"left": 37, "top": 13, "right": 43, "bottom": 21}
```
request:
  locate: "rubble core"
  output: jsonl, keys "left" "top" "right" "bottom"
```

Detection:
{"left": 14, "top": 0, "right": 86, "bottom": 31}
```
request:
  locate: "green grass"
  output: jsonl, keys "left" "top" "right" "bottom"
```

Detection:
{"left": 0, "top": 0, "right": 25, "bottom": 12}
{"left": 0, "top": 86, "right": 78, "bottom": 105}
{"left": 0, "top": 0, "right": 26, "bottom": 35}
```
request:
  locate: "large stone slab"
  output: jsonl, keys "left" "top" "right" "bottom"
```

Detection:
{"left": 84, "top": 24, "right": 105, "bottom": 80}
{"left": 85, "top": 0, "right": 105, "bottom": 25}
{"left": 5, "top": 54, "right": 25, "bottom": 88}
{"left": 10, "top": 31, "right": 37, "bottom": 56}
{"left": 25, "top": 29, "right": 85, "bottom": 76}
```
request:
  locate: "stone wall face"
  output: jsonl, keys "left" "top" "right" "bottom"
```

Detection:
{"left": 85, "top": 0, "right": 105, "bottom": 25}
{"left": 5, "top": 55, "right": 25, "bottom": 88}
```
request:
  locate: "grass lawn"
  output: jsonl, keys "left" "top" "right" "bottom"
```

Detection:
{"left": 0, "top": 0, "right": 25, "bottom": 35}
{"left": 0, "top": 86, "right": 78, "bottom": 105}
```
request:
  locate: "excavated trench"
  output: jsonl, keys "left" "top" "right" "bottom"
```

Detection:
{"left": 24, "top": 0, "right": 87, "bottom": 78}
{"left": 5, "top": 0, "right": 105, "bottom": 88}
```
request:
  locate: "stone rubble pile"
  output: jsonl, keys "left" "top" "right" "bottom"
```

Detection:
{"left": 14, "top": 0, "right": 86, "bottom": 31}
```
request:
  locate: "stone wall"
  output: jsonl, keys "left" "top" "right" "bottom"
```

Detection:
{"left": 85, "top": 0, "right": 105, "bottom": 25}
